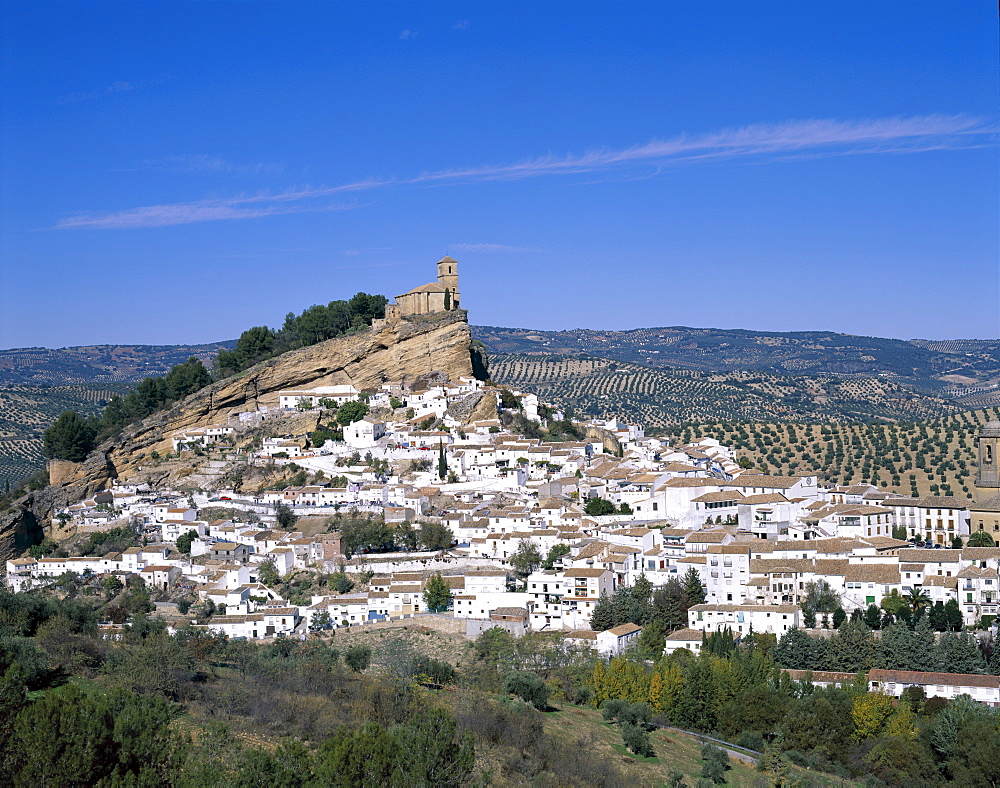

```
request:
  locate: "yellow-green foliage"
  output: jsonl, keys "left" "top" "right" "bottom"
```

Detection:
{"left": 851, "top": 692, "right": 896, "bottom": 740}
{"left": 590, "top": 657, "right": 651, "bottom": 704}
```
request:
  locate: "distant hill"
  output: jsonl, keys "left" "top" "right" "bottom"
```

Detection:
{"left": 0, "top": 341, "right": 235, "bottom": 387}
{"left": 486, "top": 353, "right": 960, "bottom": 428}
{"left": 0, "top": 341, "right": 234, "bottom": 488}
{"left": 473, "top": 325, "right": 1000, "bottom": 397}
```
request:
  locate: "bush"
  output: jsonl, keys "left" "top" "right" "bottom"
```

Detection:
{"left": 344, "top": 644, "right": 371, "bottom": 673}
{"left": 618, "top": 701, "right": 652, "bottom": 728}
{"left": 700, "top": 743, "right": 730, "bottom": 784}
{"left": 503, "top": 670, "right": 550, "bottom": 710}
{"left": 735, "top": 731, "right": 765, "bottom": 752}
{"left": 411, "top": 655, "right": 456, "bottom": 685}
{"left": 621, "top": 722, "right": 655, "bottom": 757}
{"left": 573, "top": 687, "right": 593, "bottom": 706}
{"left": 602, "top": 698, "right": 628, "bottom": 722}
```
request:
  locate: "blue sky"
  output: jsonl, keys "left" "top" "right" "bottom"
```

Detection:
{"left": 1, "top": 1, "right": 997, "bottom": 348}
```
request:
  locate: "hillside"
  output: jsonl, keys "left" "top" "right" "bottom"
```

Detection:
{"left": 680, "top": 408, "right": 1000, "bottom": 499}
{"left": 487, "top": 353, "right": 959, "bottom": 427}
{"left": 474, "top": 325, "right": 1000, "bottom": 399}
{"left": 0, "top": 343, "right": 237, "bottom": 489}
{"left": 0, "top": 308, "right": 477, "bottom": 559}
{"left": 0, "top": 383, "right": 131, "bottom": 489}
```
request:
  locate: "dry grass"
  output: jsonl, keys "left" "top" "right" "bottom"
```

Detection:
{"left": 541, "top": 705, "right": 860, "bottom": 787}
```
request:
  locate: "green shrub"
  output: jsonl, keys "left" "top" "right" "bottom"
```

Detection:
{"left": 621, "top": 722, "right": 655, "bottom": 757}
{"left": 503, "top": 670, "right": 549, "bottom": 710}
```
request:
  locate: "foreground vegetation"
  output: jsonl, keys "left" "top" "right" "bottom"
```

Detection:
{"left": 4, "top": 578, "right": 1000, "bottom": 786}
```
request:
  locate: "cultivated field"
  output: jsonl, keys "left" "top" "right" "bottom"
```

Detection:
{"left": 0, "top": 383, "right": 128, "bottom": 488}
{"left": 489, "top": 353, "right": 957, "bottom": 428}
{"left": 683, "top": 408, "right": 1000, "bottom": 497}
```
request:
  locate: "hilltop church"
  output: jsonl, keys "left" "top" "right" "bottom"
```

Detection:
{"left": 391, "top": 256, "right": 461, "bottom": 317}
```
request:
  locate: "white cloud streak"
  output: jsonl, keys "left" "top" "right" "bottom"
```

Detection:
{"left": 448, "top": 243, "right": 540, "bottom": 253}
{"left": 56, "top": 114, "right": 995, "bottom": 230}
{"left": 57, "top": 80, "right": 136, "bottom": 104}
{"left": 134, "top": 154, "right": 284, "bottom": 176}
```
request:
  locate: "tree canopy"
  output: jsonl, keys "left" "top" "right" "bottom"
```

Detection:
{"left": 215, "top": 293, "right": 387, "bottom": 377}
{"left": 43, "top": 411, "right": 97, "bottom": 462}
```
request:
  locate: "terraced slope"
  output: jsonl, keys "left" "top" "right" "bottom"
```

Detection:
{"left": 488, "top": 353, "right": 957, "bottom": 427}
{"left": 474, "top": 325, "right": 1000, "bottom": 393}
{"left": 0, "top": 341, "right": 234, "bottom": 488}
{"left": 682, "top": 408, "right": 1000, "bottom": 498}
{"left": 0, "top": 383, "right": 130, "bottom": 488}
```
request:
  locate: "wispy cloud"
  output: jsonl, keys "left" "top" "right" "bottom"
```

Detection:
{"left": 399, "top": 29, "right": 417, "bottom": 40}
{"left": 134, "top": 154, "right": 284, "bottom": 176}
{"left": 448, "top": 243, "right": 540, "bottom": 253}
{"left": 56, "top": 190, "right": 365, "bottom": 230}
{"left": 56, "top": 114, "right": 996, "bottom": 230}
{"left": 57, "top": 80, "right": 136, "bottom": 104}
{"left": 453, "top": 20, "right": 470, "bottom": 31}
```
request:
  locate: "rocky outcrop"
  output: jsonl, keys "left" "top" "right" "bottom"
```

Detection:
{"left": 446, "top": 390, "right": 499, "bottom": 424}
{"left": 584, "top": 425, "right": 622, "bottom": 457}
{"left": 0, "top": 309, "right": 479, "bottom": 560}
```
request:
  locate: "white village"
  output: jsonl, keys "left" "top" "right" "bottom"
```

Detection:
{"left": 10, "top": 260, "right": 1000, "bottom": 710}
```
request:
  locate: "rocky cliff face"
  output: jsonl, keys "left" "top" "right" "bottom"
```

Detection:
{"left": 0, "top": 310, "right": 478, "bottom": 561}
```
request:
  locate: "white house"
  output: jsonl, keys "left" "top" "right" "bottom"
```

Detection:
{"left": 344, "top": 418, "right": 387, "bottom": 448}
{"left": 596, "top": 623, "right": 642, "bottom": 656}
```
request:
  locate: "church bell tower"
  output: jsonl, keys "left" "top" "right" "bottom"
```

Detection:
{"left": 976, "top": 421, "right": 1000, "bottom": 490}
{"left": 437, "top": 256, "right": 460, "bottom": 309}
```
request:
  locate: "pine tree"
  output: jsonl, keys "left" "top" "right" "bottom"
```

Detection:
{"left": 929, "top": 601, "right": 948, "bottom": 632}
{"left": 422, "top": 573, "right": 453, "bottom": 612}
{"left": 674, "top": 656, "right": 716, "bottom": 731}
{"left": 944, "top": 599, "right": 964, "bottom": 631}
{"left": 912, "top": 617, "right": 942, "bottom": 672}
{"left": 878, "top": 623, "right": 917, "bottom": 671}
{"left": 773, "top": 627, "right": 817, "bottom": 670}
{"left": 938, "top": 632, "right": 986, "bottom": 674}
{"left": 652, "top": 578, "right": 690, "bottom": 631}
{"left": 636, "top": 619, "right": 667, "bottom": 659}
{"left": 682, "top": 567, "right": 706, "bottom": 606}
{"left": 590, "top": 594, "right": 615, "bottom": 631}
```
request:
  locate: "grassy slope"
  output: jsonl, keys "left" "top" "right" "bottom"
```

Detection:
{"left": 541, "top": 705, "right": 858, "bottom": 787}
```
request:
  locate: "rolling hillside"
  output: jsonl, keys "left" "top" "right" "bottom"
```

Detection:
{"left": 0, "top": 383, "right": 132, "bottom": 488}
{"left": 681, "top": 409, "right": 1000, "bottom": 499}
{"left": 0, "top": 341, "right": 234, "bottom": 387}
{"left": 488, "top": 353, "right": 959, "bottom": 427}
{"left": 0, "top": 341, "right": 233, "bottom": 488}
{"left": 474, "top": 325, "right": 1000, "bottom": 403}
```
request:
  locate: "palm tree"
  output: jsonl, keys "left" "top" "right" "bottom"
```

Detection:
{"left": 906, "top": 587, "right": 931, "bottom": 616}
